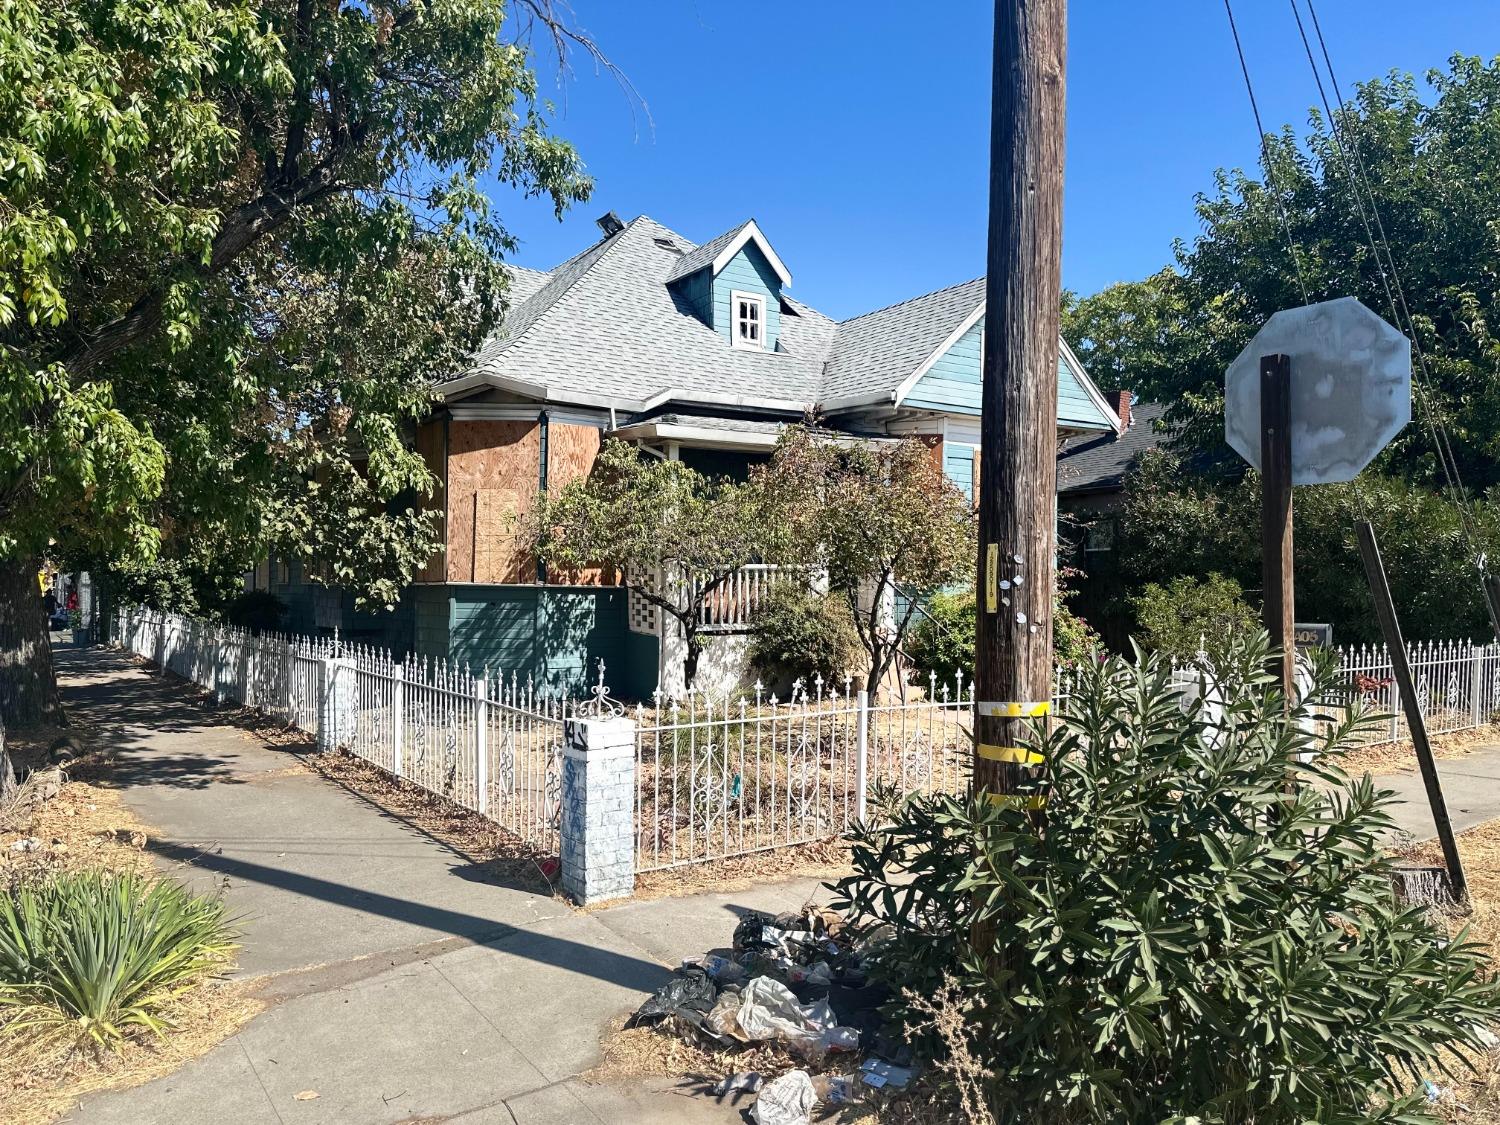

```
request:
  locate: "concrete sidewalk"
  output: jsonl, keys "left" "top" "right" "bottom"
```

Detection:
{"left": 1369, "top": 742, "right": 1500, "bottom": 842}
{"left": 54, "top": 644, "right": 828, "bottom": 1125}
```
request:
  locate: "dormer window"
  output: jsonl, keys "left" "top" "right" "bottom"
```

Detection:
{"left": 731, "top": 291, "right": 765, "bottom": 350}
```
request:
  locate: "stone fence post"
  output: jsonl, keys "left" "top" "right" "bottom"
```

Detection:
{"left": 560, "top": 715, "right": 636, "bottom": 905}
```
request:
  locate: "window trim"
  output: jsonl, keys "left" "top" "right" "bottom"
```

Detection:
{"left": 729, "top": 290, "right": 767, "bottom": 351}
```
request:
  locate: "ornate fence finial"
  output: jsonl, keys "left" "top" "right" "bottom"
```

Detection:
{"left": 575, "top": 657, "right": 624, "bottom": 718}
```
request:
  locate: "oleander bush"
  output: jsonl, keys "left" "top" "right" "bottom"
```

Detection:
{"left": 837, "top": 631, "right": 1500, "bottom": 1123}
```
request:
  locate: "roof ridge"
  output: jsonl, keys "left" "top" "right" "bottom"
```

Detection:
{"left": 497, "top": 217, "right": 651, "bottom": 353}
{"left": 837, "top": 276, "right": 984, "bottom": 326}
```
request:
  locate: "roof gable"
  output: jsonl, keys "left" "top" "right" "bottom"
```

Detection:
{"left": 664, "top": 219, "right": 792, "bottom": 287}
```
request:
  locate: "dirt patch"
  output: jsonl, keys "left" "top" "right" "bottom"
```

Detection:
{"left": 1398, "top": 822, "right": 1500, "bottom": 1121}
{"left": 1342, "top": 724, "right": 1500, "bottom": 778}
{"left": 625, "top": 839, "right": 851, "bottom": 906}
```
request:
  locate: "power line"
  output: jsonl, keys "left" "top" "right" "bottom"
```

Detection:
{"left": 1222, "top": 0, "right": 1312, "bottom": 305}
{"left": 1289, "top": 0, "right": 1498, "bottom": 633}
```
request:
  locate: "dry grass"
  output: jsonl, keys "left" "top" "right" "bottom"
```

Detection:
{"left": 1342, "top": 723, "right": 1500, "bottom": 778}
{"left": 627, "top": 837, "right": 851, "bottom": 905}
{"left": 1396, "top": 821, "right": 1500, "bottom": 1122}
{"left": 0, "top": 980, "right": 262, "bottom": 1125}
{"left": 0, "top": 726, "right": 260, "bottom": 1125}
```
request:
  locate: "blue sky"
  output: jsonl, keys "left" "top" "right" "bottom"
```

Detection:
{"left": 489, "top": 1, "right": 1497, "bottom": 322}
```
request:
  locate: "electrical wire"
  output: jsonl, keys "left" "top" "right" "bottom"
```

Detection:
{"left": 1222, "top": 0, "right": 1312, "bottom": 306}
{"left": 1290, "top": 0, "right": 1499, "bottom": 634}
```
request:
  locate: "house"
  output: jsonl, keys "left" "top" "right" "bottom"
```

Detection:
{"left": 1057, "top": 394, "right": 1170, "bottom": 650}
{"left": 267, "top": 212, "right": 1122, "bottom": 695}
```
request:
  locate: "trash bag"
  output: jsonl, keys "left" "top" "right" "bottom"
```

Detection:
{"left": 738, "top": 977, "right": 819, "bottom": 1042}
{"left": 751, "top": 1069, "right": 818, "bottom": 1125}
{"left": 627, "top": 966, "right": 718, "bottom": 1031}
{"left": 704, "top": 986, "right": 750, "bottom": 1042}
{"left": 734, "top": 911, "right": 786, "bottom": 955}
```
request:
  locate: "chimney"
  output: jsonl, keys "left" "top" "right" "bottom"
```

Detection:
{"left": 595, "top": 211, "right": 625, "bottom": 238}
{"left": 1111, "top": 389, "right": 1132, "bottom": 430}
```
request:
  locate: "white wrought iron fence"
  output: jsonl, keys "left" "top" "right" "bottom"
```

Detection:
{"left": 111, "top": 605, "right": 1500, "bottom": 876}
{"left": 633, "top": 672, "right": 976, "bottom": 873}
{"left": 111, "top": 605, "right": 573, "bottom": 857}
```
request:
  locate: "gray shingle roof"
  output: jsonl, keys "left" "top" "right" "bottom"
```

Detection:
{"left": 821, "top": 278, "right": 986, "bottom": 405}
{"left": 502, "top": 264, "right": 551, "bottom": 306}
{"left": 1057, "top": 401, "right": 1169, "bottom": 494}
{"left": 470, "top": 217, "right": 826, "bottom": 409}
{"left": 463, "top": 216, "right": 1101, "bottom": 423}
{"left": 663, "top": 220, "right": 754, "bottom": 284}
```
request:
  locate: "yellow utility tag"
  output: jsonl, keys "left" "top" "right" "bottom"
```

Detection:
{"left": 977, "top": 701, "right": 1050, "bottom": 718}
{"left": 985, "top": 543, "right": 999, "bottom": 612}
{"left": 977, "top": 743, "right": 1043, "bottom": 765}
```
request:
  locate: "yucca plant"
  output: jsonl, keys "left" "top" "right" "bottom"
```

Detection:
{"left": 836, "top": 631, "right": 1500, "bottom": 1124}
{"left": 0, "top": 870, "right": 238, "bottom": 1051}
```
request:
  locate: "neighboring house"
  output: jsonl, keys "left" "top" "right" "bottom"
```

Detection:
{"left": 265, "top": 212, "right": 1122, "bottom": 695}
{"left": 1057, "top": 395, "right": 1169, "bottom": 651}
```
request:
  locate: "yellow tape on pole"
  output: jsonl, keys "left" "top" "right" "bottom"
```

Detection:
{"left": 976, "top": 743, "right": 1043, "bottom": 765}
{"left": 976, "top": 701, "right": 1051, "bottom": 718}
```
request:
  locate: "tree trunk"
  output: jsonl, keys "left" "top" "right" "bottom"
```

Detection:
{"left": 0, "top": 555, "right": 61, "bottom": 729}
{"left": 0, "top": 724, "right": 15, "bottom": 807}
{"left": 683, "top": 630, "right": 703, "bottom": 691}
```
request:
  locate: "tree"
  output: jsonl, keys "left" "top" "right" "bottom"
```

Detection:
{"left": 0, "top": 0, "right": 595, "bottom": 725}
{"left": 1063, "top": 56, "right": 1500, "bottom": 488}
{"left": 1113, "top": 450, "right": 1500, "bottom": 645}
{"left": 769, "top": 428, "right": 976, "bottom": 698}
{"left": 537, "top": 442, "right": 780, "bottom": 692}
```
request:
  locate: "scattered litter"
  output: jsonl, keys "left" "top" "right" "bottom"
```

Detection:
{"left": 714, "top": 1071, "right": 764, "bottom": 1096}
{"left": 751, "top": 1069, "right": 817, "bottom": 1125}
{"left": 292, "top": 1090, "right": 319, "bottom": 1101}
{"left": 1423, "top": 1079, "right": 1446, "bottom": 1103}
{"left": 627, "top": 965, "right": 719, "bottom": 1040}
{"left": 8, "top": 836, "right": 40, "bottom": 853}
{"left": 860, "top": 1058, "right": 915, "bottom": 1090}
{"left": 626, "top": 901, "right": 914, "bottom": 1113}
{"left": 738, "top": 977, "right": 819, "bottom": 1042}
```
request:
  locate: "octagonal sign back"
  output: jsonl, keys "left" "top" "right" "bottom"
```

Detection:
{"left": 1224, "top": 296, "right": 1411, "bottom": 485}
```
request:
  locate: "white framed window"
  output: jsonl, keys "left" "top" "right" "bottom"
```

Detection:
{"left": 730, "top": 290, "right": 765, "bottom": 350}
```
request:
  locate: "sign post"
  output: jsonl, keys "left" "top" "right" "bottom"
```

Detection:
{"left": 1259, "top": 353, "right": 1295, "bottom": 693}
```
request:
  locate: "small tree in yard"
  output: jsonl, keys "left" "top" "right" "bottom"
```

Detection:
{"left": 537, "top": 442, "right": 777, "bottom": 691}
{"left": 836, "top": 631, "right": 1500, "bottom": 1124}
{"left": 767, "top": 429, "right": 975, "bottom": 698}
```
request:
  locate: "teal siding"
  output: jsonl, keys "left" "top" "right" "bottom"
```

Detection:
{"left": 944, "top": 442, "right": 975, "bottom": 503}
{"left": 902, "top": 317, "right": 1114, "bottom": 430}
{"left": 447, "top": 585, "right": 656, "bottom": 698}
{"left": 709, "top": 244, "right": 782, "bottom": 350}
{"left": 678, "top": 269, "right": 714, "bottom": 325}
{"left": 413, "top": 586, "right": 451, "bottom": 659}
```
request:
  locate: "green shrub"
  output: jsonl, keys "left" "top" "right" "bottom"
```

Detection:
{"left": 905, "top": 590, "right": 974, "bottom": 691}
{"left": 836, "top": 632, "right": 1500, "bottom": 1124}
{"left": 1132, "top": 572, "right": 1257, "bottom": 659}
{"left": 747, "top": 582, "right": 859, "bottom": 693}
{"left": 0, "top": 871, "right": 238, "bottom": 1051}
{"left": 906, "top": 586, "right": 1099, "bottom": 689}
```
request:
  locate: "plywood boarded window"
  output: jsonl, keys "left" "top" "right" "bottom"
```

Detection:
{"left": 445, "top": 420, "right": 541, "bottom": 585}
{"left": 545, "top": 423, "right": 613, "bottom": 587}
{"left": 414, "top": 418, "right": 447, "bottom": 583}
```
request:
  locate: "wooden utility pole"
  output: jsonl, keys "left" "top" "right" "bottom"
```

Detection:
{"left": 1259, "top": 353, "right": 1296, "bottom": 695}
{"left": 1356, "top": 520, "right": 1467, "bottom": 901}
{"left": 974, "top": 0, "right": 1067, "bottom": 799}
